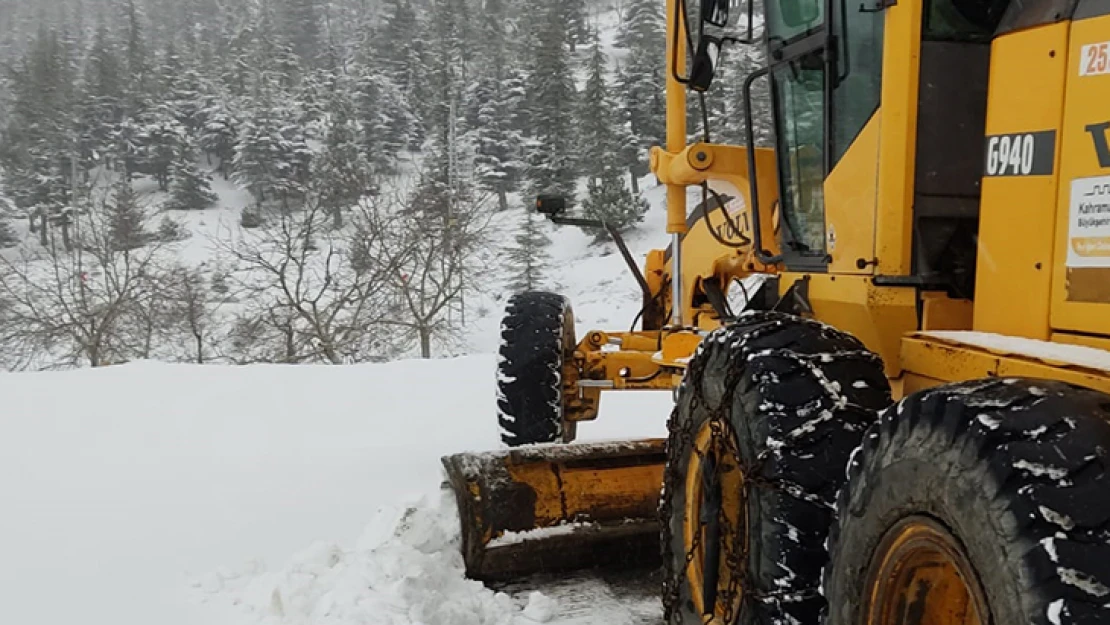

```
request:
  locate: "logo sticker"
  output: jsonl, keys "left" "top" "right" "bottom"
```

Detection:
{"left": 1067, "top": 175, "right": 1110, "bottom": 268}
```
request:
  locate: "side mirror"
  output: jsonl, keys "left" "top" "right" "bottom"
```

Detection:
{"left": 690, "top": 35, "right": 723, "bottom": 92}
{"left": 690, "top": 0, "right": 756, "bottom": 92}
{"left": 702, "top": 0, "right": 731, "bottom": 27}
{"left": 535, "top": 194, "right": 567, "bottom": 217}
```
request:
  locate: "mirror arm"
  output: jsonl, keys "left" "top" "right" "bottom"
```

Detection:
{"left": 742, "top": 66, "right": 784, "bottom": 266}
{"left": 670, "top": 0, "right": 693, "bottom": 86}
{"left": 548, "top": 216, "right": 653, "bottom": 304}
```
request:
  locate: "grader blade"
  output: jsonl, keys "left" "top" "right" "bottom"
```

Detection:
{"left": 441, "top": 438, "right": 667, "bottom": 581}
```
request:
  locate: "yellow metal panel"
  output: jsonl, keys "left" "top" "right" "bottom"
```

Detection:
{"left": 900, "top": 336, "right": 997, "bottom": 384}
{"left": 975, "top": 23, "right": 1070, "bottom": 340}
{"left": 901, "top": 334, "right": 1110, "bottom": 395}
{"left": 874, "top": 2, "right": 923, "bottom": 276}
{"left": 1051, "top": 331, "right": 1110, "bottom": 351}
{"left": 779, "top": 273, "right": 918, "bottom": 377}
{"left": 825, "top": 111, "right": 880, "bottom": 274}
{"left": 920, "top": 292, "right": 973, "bottom": 331}
{"left": 654, "top": 145, "right": 781, "bottom": 325}
{"left": 1051, "top": 14, "right": 1110, "bottom": 337}
{"left": 901, "top": 372, "right": 946, "bottom": 399}
{"left": 664, "top": 0, "right": 687, "bottom": 234}
{"left": 660, "top": 331, "right": 703, "bottom": 365}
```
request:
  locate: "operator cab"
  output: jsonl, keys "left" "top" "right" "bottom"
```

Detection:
{"left": 689, "top": 0, "right": 1011, "bottom": 299}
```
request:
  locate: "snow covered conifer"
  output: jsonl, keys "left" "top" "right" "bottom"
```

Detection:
{"left": 108, "top": 179, "right": 149, "bottom": 251}
{"left": 198, "top": 99, "right": 237, "bottom": 179}
{"left": 615, "top": 0, "right": 666, "bottom": 153}
{"left": 506, "top": 209, "right": 551, "bottom": 293}
{"left": 576, "top": 35, "right": 649, "bottom": 236}
{"left": 0, "top": 216, "right": 16, "bottom": 248}
{"left": 167, "top": 139, "right": 217, "bottom": 211}
{"left": 471, "top": 0, "right": 524, "bottom": 212}
{"left": 582, "top": 166, "right": 648, "bottom": 236}
{"left": 577, "top": 35, "right": 618, "bottom": 178}
{"left": 474, "top": 75, "right": 525, "bottom": 212}
{"left": 523, "top": 0, "right": 578, "bottom": 208}
{"left": 315, "top": 84, "right": 373, "bottom": 227}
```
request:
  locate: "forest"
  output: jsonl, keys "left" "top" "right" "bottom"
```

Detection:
{"left": 0, "top": 0, "right": 767, "bottom": 369}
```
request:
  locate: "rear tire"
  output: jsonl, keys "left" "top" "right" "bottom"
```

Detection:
{"left": 825, "top": 378, "right": 1110, "bottom": 625}
{"left": 497, "top": 292, "right": 577, "bottom": 446}
{"left": 661, "top": 311, "right": 892, "bottom": 625}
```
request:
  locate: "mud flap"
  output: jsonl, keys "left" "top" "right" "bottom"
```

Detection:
{"left": 441, "top": 439, "right": 666, "bottom": 581}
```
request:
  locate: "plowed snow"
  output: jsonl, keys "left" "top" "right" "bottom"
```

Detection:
{"left": 0, "top": 358, "right": 670, "bottom": 625}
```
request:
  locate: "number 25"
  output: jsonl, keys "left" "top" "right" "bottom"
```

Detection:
{"left": 1087, "top": 43, "right": 1109, "bottom": 75}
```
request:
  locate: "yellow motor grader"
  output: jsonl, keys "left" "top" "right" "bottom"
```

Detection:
{"left": 442, "top": 0, "right": 1110, "bottom": 623}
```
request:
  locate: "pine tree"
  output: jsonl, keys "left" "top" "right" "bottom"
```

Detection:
{"left": 315, "top": 83, "right": 373, "bottom": 227}
{"left": 576, "top": 35, "right": 649, "bottom": 235}
{"left": 374, "top": 0, "right": 428, "bottom": 147}
{"left": 616, "top": 0, "right": 666, "bottom": 153}
{"left": 376, "top": 0, "right": 420, "bottom": 91}
{"left": 582, "top": 167, "right": 649, "bottom": 236}
{"left": 167, "top": 139, "right": 217, "bottom": 211}
{"left": 354, "top": 67, "right": 413, "bottom": 172}
{"left": 121, "top": 0, "right": 151, "bottom": 106}
{"left": 0, "top": 214, "right": 15, "bottom": 248}
{"left": 577, "top": 36, "right": 618, "bottom": 178}
{"left": 198, "top": 96, "right": 237, "bottom": 179}
{"left": 159, "top": 42, "right": 208, "bottom": 134}
{"left": 523, "top": 0, "right": 578, "bottom": 207}
{"left": 1, "top": 26, "right": 76, "bottom": 243}
{"left": 233, "top": 84, "right": 308, "bottom": 208}
{"left": 423, "top": 0, "right": 470, "bottom": 149}
{"left": 276, "top": 0, "right": 321, "bottom": 69}
{"left": 565, "top": 0, "right": 589, "bottom": 52}
{"left": 473, "top": 72, "right": 525, "bottom": 212}
{"left": 0, "top": 181, "right": 16, "bottom": 247}
{"left": 108, "top": 178, "right": 148, "bottom": 251}
{"left": 79, "top": 26, "right": 125, "bottom": 169}
{"left": 506, "top": 209, "right": 550, "bottom": 292}
{"left": 134, "top": 102, "right": 183, "bottom": 191}
{"left": 613, "top": 91, "right": 646, "bottom": 193}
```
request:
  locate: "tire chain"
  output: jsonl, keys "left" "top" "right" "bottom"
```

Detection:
{"left": 660, "top": 327, "right": 842, "bottom": 625}
{"left": 660, "top": 332, "right": 755, "bottom": 625}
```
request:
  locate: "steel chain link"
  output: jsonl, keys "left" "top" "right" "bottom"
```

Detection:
{"left": 661, "top": 333, "right": 760, "bottom": 625}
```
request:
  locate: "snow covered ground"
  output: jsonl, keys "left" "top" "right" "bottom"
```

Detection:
{"left": 0, "top": 357, "right": 672, "bottom": 625}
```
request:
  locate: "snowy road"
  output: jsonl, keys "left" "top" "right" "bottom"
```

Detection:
{"left": 0, "top": 357, "right": 671, "bottom": 625}
{"left": 494, "top": 568, "right": 663, "bottom": 625}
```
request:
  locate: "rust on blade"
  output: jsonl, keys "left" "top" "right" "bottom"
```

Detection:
{"left": 441, "top": 438, "right": 667, "bottom": 580}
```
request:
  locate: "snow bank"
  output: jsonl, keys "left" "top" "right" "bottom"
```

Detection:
{"left": 199, "top": 490, "right": 531, "bottom": 625}
{"left": 0, "top": 356, "right": 503, "bottom": 625}
{"left": 0, "top": 356, "right": 670, "bottom": 625}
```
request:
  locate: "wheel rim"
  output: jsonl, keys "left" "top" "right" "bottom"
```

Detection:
{"left": 865, "top": 516, "right": 989, "bottom": 625}
{"left": 683, "top": 419, "right": 746, "bottom": 623}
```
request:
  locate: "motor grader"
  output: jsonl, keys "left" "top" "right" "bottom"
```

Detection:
{"left": 442, "top": 0, "right": 1110, "bottom": 623}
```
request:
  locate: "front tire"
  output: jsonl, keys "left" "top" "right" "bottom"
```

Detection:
{"left": 497, "top": 291, "right": 577, "bottom": 446}
{"left": 825, "top": 378, "right": 1110, "bottom": 625}
{"left": 661, "top": 311, "right": 892, "bottom": 625}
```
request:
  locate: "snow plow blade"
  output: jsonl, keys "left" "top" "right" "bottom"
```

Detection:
{"left": 441, "top": 438, "right": 667, "bottom": 581}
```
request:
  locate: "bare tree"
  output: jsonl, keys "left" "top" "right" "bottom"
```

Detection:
{"left": 142, "top": 264, "right": 228, "bottom": 364}
{"left": 378, "top": 182, "right": 492, "bottom": 359}
{"left": 0, "top": 187, "right": 167, "bottom": 369}
{"left": 217, "top": 195, "right": 410, "bottom": 364}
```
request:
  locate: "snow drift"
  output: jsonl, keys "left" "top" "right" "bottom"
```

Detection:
{"left": 0, "top": 356, "right": 670, "bottom": 625}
